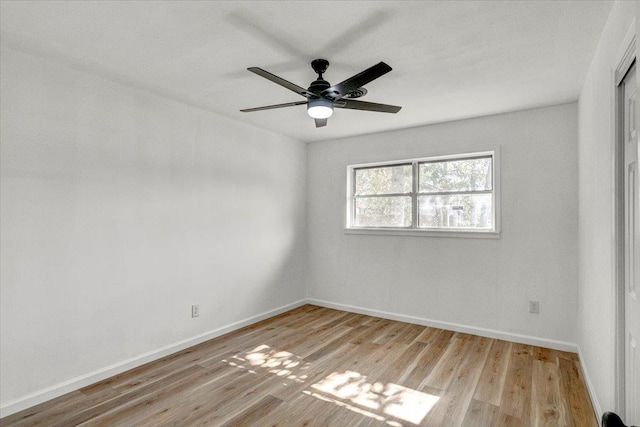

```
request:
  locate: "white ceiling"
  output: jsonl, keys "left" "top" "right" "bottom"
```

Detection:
{"left": 0, "top": 0, "right": 613, "bottom": 143}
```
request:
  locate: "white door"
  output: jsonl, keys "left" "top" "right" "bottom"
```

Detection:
{"left": 623, "top": 61, "right": 639, "bottom": 425}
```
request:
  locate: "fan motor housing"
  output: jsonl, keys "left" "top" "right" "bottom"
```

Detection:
{"left": 308, "top": 78, "right": 330, "bottom": 95}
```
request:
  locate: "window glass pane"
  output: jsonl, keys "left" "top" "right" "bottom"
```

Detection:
{"left": 419, "top": 157, "right": 492, "bottom": 193}
{"left": 355, "top": 196, "right": 412, "bottom": 227}
{"left": 355, "top": 165, "right": 412, "bottom": 196}
{"left": 418, "top": 194, "right": 493, "bottom": 229}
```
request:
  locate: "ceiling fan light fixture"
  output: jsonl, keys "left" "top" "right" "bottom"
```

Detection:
{"left": 307, "top": 98, "right": 333, "bottom": 119}
{"left": 241, "top": 60, "right": 401, "bottom": 127}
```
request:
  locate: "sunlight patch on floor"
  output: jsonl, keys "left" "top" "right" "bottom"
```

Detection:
{"left": 310, "top": 370, "right": 439, "bottom": 425}
{"left": 223, "top": 344, "right": 311, "bottom": 383}
{"left": 223, "top": 345, "right": 439, "bottom": 425}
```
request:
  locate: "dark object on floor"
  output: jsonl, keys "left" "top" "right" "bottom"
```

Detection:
{"left": 602, "top": 412, "right": 637, "bottom": 427}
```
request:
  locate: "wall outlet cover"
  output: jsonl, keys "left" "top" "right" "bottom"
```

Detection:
{"left": 529, "top": 300, "right": 540, "bottom": 314}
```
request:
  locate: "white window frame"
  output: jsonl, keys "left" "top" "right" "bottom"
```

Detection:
{"left": 345, "top": 149, "right": 500, "bottom": 238}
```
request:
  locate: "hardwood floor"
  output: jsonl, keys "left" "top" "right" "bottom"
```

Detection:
{"left": 0, "top": 305, "right": 598, "bottom": 427}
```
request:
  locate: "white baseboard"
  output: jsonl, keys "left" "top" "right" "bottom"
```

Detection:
{"left": 0, "top": 299, "right": 306, "bottom": 419}
{"left": 306, "top": 298, "right": 579, "bottom": 353}
{"left": 577, "top": 345, "right": 603, "bottom": 422}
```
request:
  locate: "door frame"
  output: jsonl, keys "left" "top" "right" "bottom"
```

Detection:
{"left": 614, "top": 20, "right": 636, "bottom": 417}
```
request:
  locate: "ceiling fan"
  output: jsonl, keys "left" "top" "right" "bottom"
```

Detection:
{"left": 240, "top": 59, "right": 402, "bottom": 128}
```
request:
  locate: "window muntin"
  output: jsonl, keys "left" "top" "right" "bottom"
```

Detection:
{"left": 348, "top": 151, "right": 497, "bottom": 233}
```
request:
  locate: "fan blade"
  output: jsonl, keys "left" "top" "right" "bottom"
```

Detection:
{"left": 321, "top": 62, "right": 392, "bottom": 100}
{"left": 315, "top": 118, "right": 327, "bottom": 128}
{"left": 248, "top": 67, "right": 312, "bottom": 98}
{"left": 334, "top": 99, "right": 401, "bottom": 113}
{"left": 240, "top": 100, "right": 307, "bottom": 112}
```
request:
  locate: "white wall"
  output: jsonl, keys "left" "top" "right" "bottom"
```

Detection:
{"left": 307, "top": 103, "right": 578, "bottom": 346}
{"left": 577, "top": 0, "right": 639, "bottom": 416}
{"left": 5, "top": 2, "right": 631, "bottom": 417}
{"left": 0, "top": 46, "right": 307, "bottom": 413}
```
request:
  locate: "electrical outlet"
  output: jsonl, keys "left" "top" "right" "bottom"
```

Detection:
{"left": 529, "top": 300, "right": 540, "bottom": 314}
{"left": 191, "top": 304, "right": 199, "bottom": 318}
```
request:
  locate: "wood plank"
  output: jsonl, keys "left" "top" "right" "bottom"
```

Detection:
{"left": 269, "top": 342, "right": 367, "bottom": 402}
{"left": 260, "top": 392, "right": 367, "bottom": 427}
{"left": 58, "top": 364, "right": 206, "bottom": 427}
{"left": 401, "top": 328, "right": 454, "bottom": 390}
{"left": 292, "top": 308, "right": 350, "bottom": 329}
{"left": 363, "top": 319, "right": 395, "bottom": 343}
{"left": 0, "top": 391, "right": 98, "bottom": 427}
{"left": 349, "top": 320, "right": 391, "bottom": 345}
{"left": 462, "top": 399, "right": 500, "bottom": 427}
{"left": 414, "top": 325, "right": 443, "bottom": 343}
{"left": 322, "top": 312, "right": 363, "bottom": 329}
{"left": 360, "top": 340, "right": 410, "bottom": 381}
{"left": 530, "top": 359, "right": 566, "bottom": 426}
{"left": 218, "top": 395, "right": 283, "bottom": 427}
{"left": 169, "top": 372, "right": 285, "bottom": 426}
{"left": 394, "top": 323, "right": 426, "bottom": 345}
{"left": 304, "top": 325, "right": 373, "bottom": 362}
{"left": 372, "top": 320, "right": 411, "bottom": 345}
{"left": 499, "top": 343, "right": 533, "bottom": 422}
{"left": 558, "top": 358, "right": 599, "bottom": 426}
{"left": 420, "top": 336, "right": 471, "bottom": 390}
{"left": 420, "top": 335, "right": 491, "bottom": 427}
{"left": 343, "top": 313, "right": 371, "bottom": 328}
{"left": 532, "top": 346, "right": 555, "bottom": 364}
{"left": 281, "top": 324, "right": 353, "bottom": 358}
{"left": 375, "top": 340, "right": 428, "bottom": 385}
{"left": 79, "top": 362, "right": 242, "bottom": 427}
{"left": 557, "top": 349, "right": 580, "bottom": 362}
{"left": 473, "top": 339, "right": 512, "bottom": 406}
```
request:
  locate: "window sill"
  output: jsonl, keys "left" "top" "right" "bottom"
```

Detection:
{"left": 344, "top": 228, "right": 501, "bottom": 239}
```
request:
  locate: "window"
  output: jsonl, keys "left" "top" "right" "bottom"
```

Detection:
{"left": 346, "top": 150, "right": 499, "bottom": 236}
